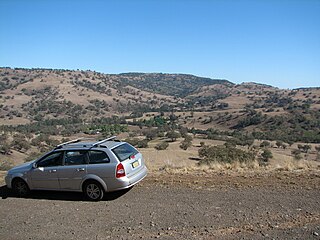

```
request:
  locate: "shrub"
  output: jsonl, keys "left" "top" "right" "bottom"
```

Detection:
{"left": 125, "top": 138, "right": 149, "bottom": 148}
{"left": 292, "top": 149, "right": 302, "bottom": 160}
{"left": 136, "top": 139, "right": 149, "bottom": 148}
{"left": 261, "top": 149, "right": 273, "bottom": 162}
{"left": 11, "top": 134, "right": 31, "bottom": 152}
{"left": 180, "top": 140, "right": 192, "bottom": 150}
{"left": 180, "top": 135, "right": 193, "bottom": 150}
{"left": 24, "top": 151, "right": 45, "bottom": 162}
{"left": 166, "top": 131, "right": 181, "bottom": 142}
{"left": 260, "top": 140, "right": 270, "bottom": 148}
{"left": 0, "top": 159, "right": 13, "bottom": 171}
{"left": 155, "top": 142, "right": 169, "bottom": 150}
{"left": 198, "top": 145, "right": 256, "bottom": 165}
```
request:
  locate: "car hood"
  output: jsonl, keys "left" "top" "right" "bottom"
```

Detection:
{"left": 8, "top": 160, "right": 35, "bottom": 173}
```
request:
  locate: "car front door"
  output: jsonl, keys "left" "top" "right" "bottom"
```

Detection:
{"left": 58, "top": 150, "right": 88, "bottom": 190}
{"left": 30, "top": 151, "right": 63, "bottom": 190}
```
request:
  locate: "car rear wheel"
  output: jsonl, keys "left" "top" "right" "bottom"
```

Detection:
{"left": 83, "top": 181, "right": 104, "bottom": 201}
{"left": 12, "top": 178, "right": 30, "bottom": 197}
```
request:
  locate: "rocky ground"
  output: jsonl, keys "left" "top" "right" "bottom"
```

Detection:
{"left": 0, "top": 170, "right": 320, "bottom": 240}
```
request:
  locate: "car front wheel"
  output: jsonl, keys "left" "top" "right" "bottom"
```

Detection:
{"left": 12, "top": 179, "right": 30, "bottom": 197}
{"left": 83, "top": 181, "right": 104, "bottom": 201}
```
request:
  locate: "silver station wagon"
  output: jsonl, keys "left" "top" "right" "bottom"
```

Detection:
{"left": 5, "top": 137, "right": 148, "bottom": 201}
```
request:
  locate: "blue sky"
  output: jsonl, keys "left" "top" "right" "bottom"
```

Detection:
{"left": 0, "top": 0, "right": 319, "bottom": 89}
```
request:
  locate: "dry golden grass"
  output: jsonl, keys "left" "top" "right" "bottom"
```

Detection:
{"left": 143, "top": 138, "right": 320, "bottom": 174}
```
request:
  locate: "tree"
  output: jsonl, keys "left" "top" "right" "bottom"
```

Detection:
{"left": 303, "top": 144, "right": 311, "bottom": 153}
{"left": 298, "top": 144, "right": 311, "bottom": 153}
{"left": 260, "top": 140, "right": 270, "bottom": 148}
{"left": 11, "top": 134, "right": 30, "bottom": 152}
{"left": 180, "top": 140, "right": 192, "bottom": 150}
{"left": 166, "top": 131, "right": 181, "bottom": 142}
{"left": 145, "top": 128, "right": 157, "bottom": 140}
{"left": 179, "top": 127, "right": 189, "bottom": 138}
{"left": 261, "top": 149, "right": 273, "bottom": 162}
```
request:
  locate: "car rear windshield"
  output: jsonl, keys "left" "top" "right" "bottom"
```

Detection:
{"left": 112, "top": 143, "right": 138, "bottom": 162}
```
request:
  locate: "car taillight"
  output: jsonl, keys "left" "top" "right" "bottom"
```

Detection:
{"left": 116, "top": 163, "right": 126, "bottom": 178}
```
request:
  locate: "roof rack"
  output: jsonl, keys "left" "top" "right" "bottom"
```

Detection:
{"left": 92, "top": 136, "right": 117, "bottom": 147}
{"left": 55, "top": 137, "right": 84, "bottom": 149}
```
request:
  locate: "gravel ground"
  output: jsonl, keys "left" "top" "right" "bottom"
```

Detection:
{"left": 0, "top": 171, "right": 320, "bottom": 240}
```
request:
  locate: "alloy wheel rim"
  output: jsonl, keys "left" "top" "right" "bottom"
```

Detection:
{"left": 87, "top": 184, "right": 100, "bottom": 199}
{"left": 16, "top": 182, "right": 27, "bottom": 195}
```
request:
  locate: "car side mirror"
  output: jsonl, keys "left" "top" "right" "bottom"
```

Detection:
{"left": 32, "top": 162, "right": 37, "bottom": 168}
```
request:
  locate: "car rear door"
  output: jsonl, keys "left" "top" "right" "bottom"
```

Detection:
{"left": 58, "top": 150, "right": 88, "bottom": 190}
{"left": 86, "top": 150, "right": 116, "bottom": 180}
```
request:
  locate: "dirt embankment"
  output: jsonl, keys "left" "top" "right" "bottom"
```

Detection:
{"left": 0, "top": 170, "right": 320, "bottom": 240}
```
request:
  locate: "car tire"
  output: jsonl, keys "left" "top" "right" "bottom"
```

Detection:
{"left": 12, "top": 178, "right": 30, "bottom": 197}
{"left": 83, "top": 181, "right": 104, "bottom": 201}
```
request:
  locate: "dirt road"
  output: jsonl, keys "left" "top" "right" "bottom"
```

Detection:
{"left": 0, "top": 171, "right": 320, "bottom": 240}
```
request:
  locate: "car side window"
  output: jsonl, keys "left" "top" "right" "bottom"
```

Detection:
{"left": 37, "top": 152, "right": 63, "bottom": 167}
{"left": 88, "top": 151, "right": 110, "bottom": 164}
{"left": 64, "top": 150, "right": 87, "bottom": 165}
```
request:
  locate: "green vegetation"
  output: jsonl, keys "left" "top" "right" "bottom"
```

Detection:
{"left": 125, "top": 138, "right": 149, "bottom": 148}
{"left": 166, "top": 131, "right": 181, "bottom": 142}
{"left": 261, "top": 149, "right": 273, "bottom": 162}
{"left": 117, "top": 73, "right": 232, "bottom": 97}
{"left": 155, "top": 142, "right": 169, "bottom": 150}
{"left": 198, "top": 145, "right": 256, "bottom": 165}
{"left": 180, "top": 135, "right": 193, "bottom": 150}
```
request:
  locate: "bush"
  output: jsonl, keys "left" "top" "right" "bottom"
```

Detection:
{"left": 24, "top": 151, "right": 45, "bottom": 162}
{"left": 166, "top": 131, "right": 181, "bottom": 142}
{"left": 136, "top": 139, "right": 149, "bottom": 148}
{"left": 260, "top": 140, "right": 270, "bottom": 148}
{"left": 180, "top": 140, "right": 192, "bottom": 150}
{"left": 198, "top": 145, "right": 256, "bottom": 165}
{"left": 125, "top": 138, "right": 149, "bottom": 148}
{"left": 261, "top": 149, "right": 273, "bottom": 162}
{"left": 155, "top": 142, "right": 169, "bottom": 150}
{"left": 0, "top": 142, "right": 11, "bottom": 155}
{"left": 292, "top": 149, "right": 302, "bottom": 160}
{"left": 180, "top": 135, "right": 193, "bottom": 150}
{"left": 0, "top": 159, "right": 13, "bottom": 171}
{"left": 11, "top": 134, "right": 31, "bottom": 152}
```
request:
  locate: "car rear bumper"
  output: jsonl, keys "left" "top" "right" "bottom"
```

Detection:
{"left": 107, "top": 165, "right": 148, "bottom": 192}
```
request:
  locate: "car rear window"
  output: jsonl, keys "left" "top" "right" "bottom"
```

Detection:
{"left": 112, "top": 143, "right": 138, "bottom": 162}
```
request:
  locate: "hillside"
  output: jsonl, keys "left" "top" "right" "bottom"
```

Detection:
{"left": 0, "top": 67, "right": 320, "bottom": 144}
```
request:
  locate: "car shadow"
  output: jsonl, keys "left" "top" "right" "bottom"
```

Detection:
{"left": 0, "top": 185, "right": 132, "bottom": 202}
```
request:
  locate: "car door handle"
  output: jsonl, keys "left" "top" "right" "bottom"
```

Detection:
{"left": 49, "top": 169, "right": 57, "bottom": 173}
{"left": 76, "top": 168, "right": 85, "bottom": 172}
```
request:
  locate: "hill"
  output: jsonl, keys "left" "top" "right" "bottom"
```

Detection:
{"left": 0, "top": 67, "right": 320, "bottom": 144}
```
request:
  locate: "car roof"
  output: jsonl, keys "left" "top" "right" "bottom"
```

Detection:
{"left": 55, "top": 137, "right": 124, "bottom": 150}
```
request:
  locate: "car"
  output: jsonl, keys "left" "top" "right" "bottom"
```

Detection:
{"left": 5, "top": 136, "right": 148, "bottom": 201}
